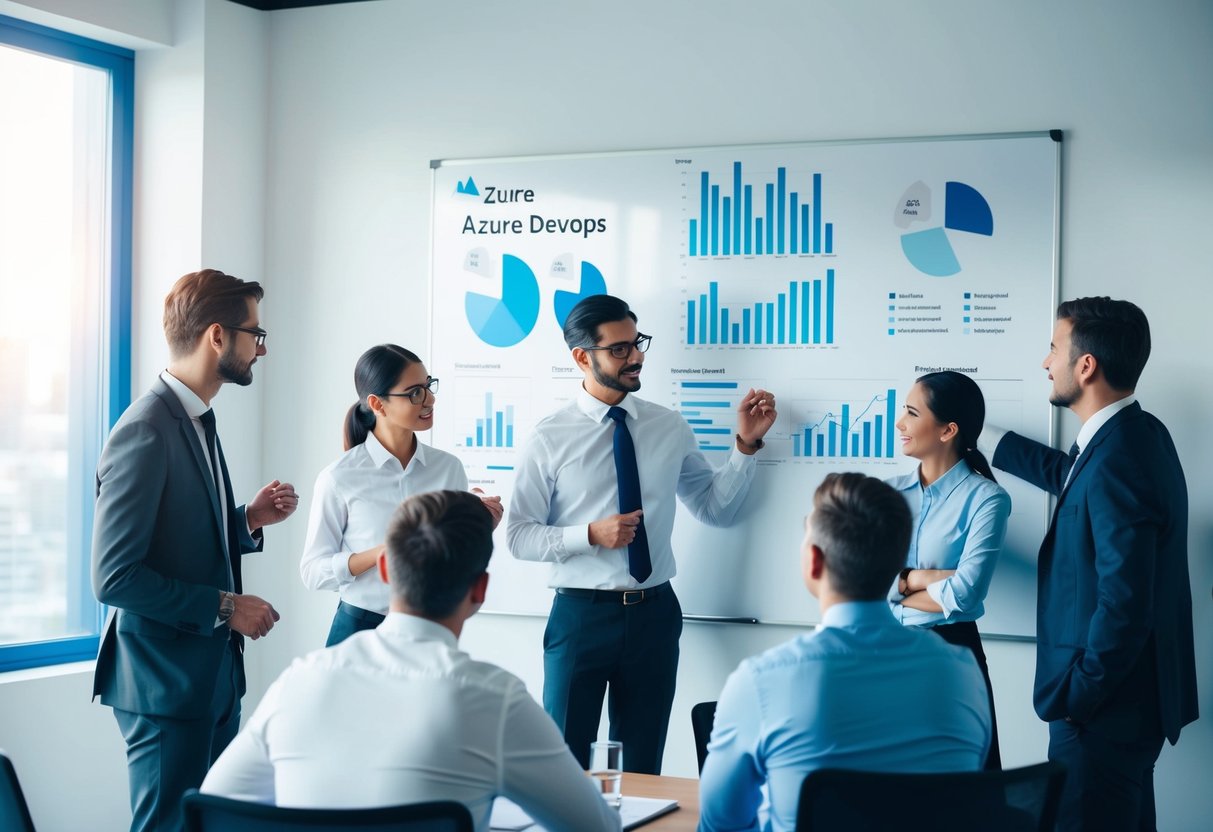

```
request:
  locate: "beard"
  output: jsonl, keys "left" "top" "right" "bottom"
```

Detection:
{"left": 218, "top": 344, "right": 254, "bottom": 386}
{"left": 1048, "top": 364, "right": 1080, "bottom": 408}
{"left": 590, "top": 352, "right": 642, "bottom": 394}
{"left": 1048, "top": 390, "right": 1076, "bottom": 408}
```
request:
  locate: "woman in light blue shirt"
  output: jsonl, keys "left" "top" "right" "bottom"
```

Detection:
{"left": 300, "top": 344, "right": 502, "bottom": 646}
{"left": 887, "top": 370, "right": 1010, "bottom": 769}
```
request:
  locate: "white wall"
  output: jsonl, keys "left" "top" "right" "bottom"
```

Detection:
{"left": 259, "top": 2, "right": 1213, "bottom": 830}
{"left": 1, "top": 1, "right": 1210, "bottom": 830}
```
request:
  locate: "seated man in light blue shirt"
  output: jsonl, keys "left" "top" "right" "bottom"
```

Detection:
{"left": 698, "top": 473, "right": 991, "bottom": 832}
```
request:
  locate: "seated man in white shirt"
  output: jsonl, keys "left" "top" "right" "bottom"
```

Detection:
{"left": 202, "top": 490, "right": 620, "bottom": 832}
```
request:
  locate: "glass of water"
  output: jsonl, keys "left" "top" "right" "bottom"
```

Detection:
{"left": 589, "top": 740, "right": 623, "bottom": 808}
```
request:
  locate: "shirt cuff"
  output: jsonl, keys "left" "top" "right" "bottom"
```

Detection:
{"left": 925, "top": 579, "right": 953, "bottom": 619}
{"left": 561, "top": 524, "right": 595, "bottom": 558}
{"left": 331, "top": 551, "right": 355, "bottom": 583}
{"left": 728, "top": 446, "right": 757, "bottom": 470}
{"left": 977, "top": 425, "right": 1008, "bottom": 460}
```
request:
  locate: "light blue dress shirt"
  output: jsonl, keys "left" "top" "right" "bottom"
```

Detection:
{"left": 698, "top": 602, "right": 990, "bottom": 832}
{"left": 885, "top": 460, "right": 1011, "bottom": 627}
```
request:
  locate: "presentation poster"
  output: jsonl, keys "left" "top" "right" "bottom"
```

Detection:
{"left": 430, "top": 134, "right": 1059, "bottom": 636}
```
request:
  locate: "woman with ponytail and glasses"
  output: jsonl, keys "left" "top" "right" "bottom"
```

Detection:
{"left": 887, "top": 370, "right": 1011, "bottom": 769}
{"left": 300, "top": 344, "right": 503, "bottom": 646}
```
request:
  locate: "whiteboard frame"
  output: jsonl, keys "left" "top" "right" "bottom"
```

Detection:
{"left": 427, "top": 129, "right": 1063, "bottom": 640}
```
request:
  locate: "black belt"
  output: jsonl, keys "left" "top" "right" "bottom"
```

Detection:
{"left": 556, "top": 582, "right": 669, "bottom": 606}
{"left": 337, "top": 600, "right": 387, "bottom": 623}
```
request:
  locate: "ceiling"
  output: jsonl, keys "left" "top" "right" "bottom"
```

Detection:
{"left": 228, "top": 0, "right": 378, "bottom": 11}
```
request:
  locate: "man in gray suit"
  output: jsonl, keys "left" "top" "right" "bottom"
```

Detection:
{"left": 92, "top": 269, "right": 299, "bottom": 832}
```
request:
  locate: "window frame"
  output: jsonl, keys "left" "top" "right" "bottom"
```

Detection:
{"left": 0, "top": 13, "right": 133, "bottom": 672}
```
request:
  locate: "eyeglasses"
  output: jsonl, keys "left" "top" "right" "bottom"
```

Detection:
{"left": 379, "top": 377, "right": 439, "bottom": 405}
{"left": 224, "top": 325, "right": 267, "bottom": 347}
{"left": 582, "top": 333, "right": 652, "bottom": 360}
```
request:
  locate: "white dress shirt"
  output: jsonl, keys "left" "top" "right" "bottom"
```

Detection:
{"left": 200, "top": 614, "right": 620, "bottom": 832}
{"left": 160, "top": 371, "right": 240, "bottom": 609}
{"left": 300, "top": 432, "right": 468, "bottom": 613}
{"left": 507, "top": 386, "right": 756, "bottom": 590}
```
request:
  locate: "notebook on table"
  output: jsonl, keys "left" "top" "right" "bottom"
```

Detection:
{"left": 490, "top": 795, "right": 679, "bottom": 830}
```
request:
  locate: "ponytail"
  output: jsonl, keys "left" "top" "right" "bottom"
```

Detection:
{"left": 963, "top": 446, "right": 997, "bottom": 483}
{"left": 343, "top": 402, "right": 376, "bottom": 451}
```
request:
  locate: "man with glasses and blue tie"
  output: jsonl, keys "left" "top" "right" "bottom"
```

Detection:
{"left": 91, "top": 269, "right": 299, "bottom": 832}
{"left": 508, "top": 294, "right": 776, "bottom": 774}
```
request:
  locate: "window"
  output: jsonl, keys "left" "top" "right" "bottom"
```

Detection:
{"left": 0, "top": 14, "right": 132, "bottom": 671}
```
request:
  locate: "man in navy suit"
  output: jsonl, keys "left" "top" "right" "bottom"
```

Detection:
{"left": 92, "top": 269, "right": 299, "bottom": 832}
{"left": 983, "top": 297, "right": 1197, "bottom": 830}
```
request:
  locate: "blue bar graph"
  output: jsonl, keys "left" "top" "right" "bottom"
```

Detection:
{"left": 676, "top": 380, "right": 739, "bottom": 452}
{"left": 688, "top": 161, "right": 836, "bottom": 257}
{"left": 792, "top": 389, "right": 898, "bottom": 460}
{"left": 685, "top": 270, "right": 837, "bottom": 346}
{"left": 465, "top": 392, "right": 515, "bottom": 448}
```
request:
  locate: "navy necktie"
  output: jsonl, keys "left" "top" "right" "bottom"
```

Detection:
{"left": 607, "top": 406, "right": 652, "bottom": 583}
{"left": 1068, "top": 441, "right": 1080, "bottom": 461}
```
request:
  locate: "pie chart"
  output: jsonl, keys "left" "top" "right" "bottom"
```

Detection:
{"left": 465, "top": 254, "right": 540, "bottom": 347}
{"left": 899, "top": 181, "right": 993, "bottom": 277}
{"left": 553, "top": 260, "right": 607, "bottom": 327}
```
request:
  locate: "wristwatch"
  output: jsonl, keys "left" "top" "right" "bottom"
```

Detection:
{"left": 218, "top": 591, "right": 236, "bottom": 624}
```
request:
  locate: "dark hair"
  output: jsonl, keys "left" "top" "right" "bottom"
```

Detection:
{"left": 343, "top": 344, "right": 422, "bottom": 450}
{"left": 1056, "top": 297, "right": 1151, "bottom": 392}
{"left": 915, "top": 371, "right": 997, "bottom": 482}
{"left": 810, "top": 473, "right": 911, "bottom": 601}
{"left": 163, "top": 269, "right": 264, "bottom": 358}
{"left": 384, "top": 490, "right": 494, "bottom": 619}
{"left": 562, "top": 294, "right": 637, "bottom": 349}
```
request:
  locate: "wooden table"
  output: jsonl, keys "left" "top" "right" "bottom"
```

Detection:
{"left": 621, "top": 773, "right": 699, "bottom": 831}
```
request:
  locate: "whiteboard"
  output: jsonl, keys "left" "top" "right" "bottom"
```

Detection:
{"left": 428, "top": 132, "right": 1059, "bottom": 638}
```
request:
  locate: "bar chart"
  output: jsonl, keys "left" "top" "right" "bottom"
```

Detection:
{"left": 686, "top": 270, "right": 836, "bottom": 345}
{"left": 462, "top": 391, "right": 516, "bottom": 449}
{"left": 792, "top": 388, "right": 897, "bottom": 460}
{"left": 674, "top": 379, "right": 740, "bottom": 452}
{"left": 687, "top": 161, "right": 835, "bottom": 257}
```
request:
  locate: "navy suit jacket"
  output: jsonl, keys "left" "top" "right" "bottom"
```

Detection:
{"left": 91, "top": 378, "right": 262, "bottom": 719}
{"left": 994, "top": 402, "right": 1197, "bottom": 743}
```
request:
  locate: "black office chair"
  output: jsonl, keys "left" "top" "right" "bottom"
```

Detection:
{"left": 182, "top": 790, "right": 474, "bottom": 832}
{"left": 0, "top": 751, "right": 37, "bottom": 832}
{"left": 796, "top": 761, "right": 1066, "bottom": 832}
{"left": 690, "top": 700, "right": 717, "bottom": 774}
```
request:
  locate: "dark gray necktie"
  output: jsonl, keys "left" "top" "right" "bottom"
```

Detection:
{"left": 198, "top": 409, "right": 223, "bottom": 499}
{"left": 199, "top": 409, "right": 236, "bottom": 591}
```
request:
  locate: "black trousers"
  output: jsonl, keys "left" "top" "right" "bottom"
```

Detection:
{"left": 542, "top": 584, "right": 682, "bottom": 774}
{"left": 932, "top": 620, "right": 1002, "bottom": 770}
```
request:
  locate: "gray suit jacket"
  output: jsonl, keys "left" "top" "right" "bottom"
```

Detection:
{"left": 92, "top": 378, "right": 261, "bottom": 719}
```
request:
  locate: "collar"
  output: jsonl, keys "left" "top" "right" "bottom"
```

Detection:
{"left": 887, "top": 459, "right": 972, "bottom": 499}
{"left": 576, "top": 384, "right": 637, "bottom": 423}
{"left": 160, "top": 370, "right": 209, "bottom": 419}
{"left": 819, "top": 600, "right": 900, "bottom": 630}
{"left": 1076, "top": 395, "right": 1137, "bottom": 455}
{"left": 377, "top": 612, "right": 459, "bottom": 649}
{"left": 363, "top": 430, "right": 430, "bottom": 470}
